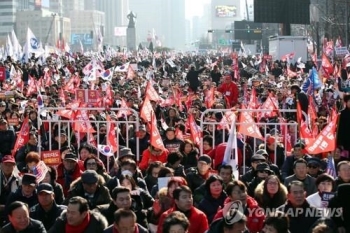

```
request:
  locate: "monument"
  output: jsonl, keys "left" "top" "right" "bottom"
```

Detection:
{"left": 127, "top": 11, "right": 137, "bottom": 51}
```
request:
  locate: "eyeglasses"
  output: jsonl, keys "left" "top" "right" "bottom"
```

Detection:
{"left": 87, "top": 162, "right": 97, "bottom": 166}
{"left": 308, "top": 165, "right": 319, "bottom": 169}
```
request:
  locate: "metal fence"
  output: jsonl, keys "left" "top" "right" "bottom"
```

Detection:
{"left": 38, "top": 107, "right": 140, "bottom": 164}
{"left": 200, "top": 109, "right": 301, "bottom": 173}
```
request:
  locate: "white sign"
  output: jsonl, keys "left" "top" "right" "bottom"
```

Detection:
{"left": 335, "top": 47, "right": 349, "bottom": 56}
{"left": 114, "top": 27, "right": 127, "bottom": 37}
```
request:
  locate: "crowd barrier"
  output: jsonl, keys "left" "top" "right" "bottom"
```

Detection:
{"left": 200, "top": 109, "right": 300, "bottom": 174}
{"left": 37, "top": 106, "right": 301, "bottom": 175}
{"left": 37, "top": 107, "right": 141, "bottom": 170}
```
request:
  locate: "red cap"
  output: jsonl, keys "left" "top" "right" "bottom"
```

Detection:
{"left": 2, "top": 155, "right": 15, "bottom": 164}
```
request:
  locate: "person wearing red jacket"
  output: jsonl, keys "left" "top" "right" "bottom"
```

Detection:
{"left": 139, "top": 146, "right": 168, "bottom": 172}
{"left": 213, "top": 180, "right": 265, "bottom": 233}
{"left": 56, "top": 152, "right": 83, "bottom": 197}
{"left": 157, "top": 185, "right": 209, "bottom": 233}
{"left": 217, "top": 75, "right": 239, "bottom": 107}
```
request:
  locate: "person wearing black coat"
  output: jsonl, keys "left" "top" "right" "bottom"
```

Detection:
{"left": 281, "top": 142, "right": 311, "bottom": 181}
{"left": 197, "top": 175, "right": 227, "bottom": 224}
{"left": 337, "top": 95, "right": 350, "bottom": 151}
{"left": 0, "top": 119, "right": 16, "bottom": 156}
{"left": 186, "top": 65, "right": 207, "bottom": 93}
{"left": 1, "top": 201, "right": 46, "bottom": 233}
{"left": 210, "top": 65, "right": 222, "bottom": 86}
{"left": 328, "top": 183, "right": 350, "bottom": 233}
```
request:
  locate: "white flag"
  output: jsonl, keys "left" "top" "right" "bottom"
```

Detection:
{"left": 11, "top": 30, "right": 22, "bottom": 59}
{"left": 24, "top": 27, "right": 44, "bottom": 62}
{"left": 223, "top": 114, "right": 239, "bottom": 179}
{"left": 6, "top": 34, "right": 13, "bottom": 57}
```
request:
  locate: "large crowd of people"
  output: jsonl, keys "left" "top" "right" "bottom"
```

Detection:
{"left": 0, "top": 48, "right": 349, "bottom": 233}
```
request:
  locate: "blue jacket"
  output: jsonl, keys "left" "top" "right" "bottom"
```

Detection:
{"left": 197, "top": 192, "right": 227, "bottom": 224}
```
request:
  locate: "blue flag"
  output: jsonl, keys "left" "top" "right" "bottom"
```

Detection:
{"left": 302, "top": 68, "right": 322, "bottom": 92}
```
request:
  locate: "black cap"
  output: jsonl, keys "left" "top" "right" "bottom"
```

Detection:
{"left": 37, "top": 183, "right": 54, "bottom": 194}
{"left": 251, "top": 154, "right": 266, "bottom": 162}
{"left": 307, "top": 157, "right": 321, "bottom": 166}
{"left": 81, "top": 170, "right": 99, "bottom": 184}
{"left": 198, "top": 155, "right": 212, "bottom": 165}
{"left": 255, "top": 149, "right": 269, "bottom": 157}
{"left": 22, "top": 173, "right": 37, "bottom": 186}
{"left": 256, "top": 163, "right": 272, "bottom": 174}
{"left": 64, "top": 152, "right": 78, "bottom": 162}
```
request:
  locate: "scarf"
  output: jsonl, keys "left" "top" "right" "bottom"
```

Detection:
{"left": 112, "top": 225, "right": 139, "bottom": 233}
{"left": 65, "top": 212, "right": 90, "bottom": 233}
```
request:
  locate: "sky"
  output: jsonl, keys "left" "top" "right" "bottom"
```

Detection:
{"left": 185, "top": 0, "right": 210, "bottom": 19}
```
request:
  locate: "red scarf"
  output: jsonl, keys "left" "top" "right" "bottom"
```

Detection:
{"left": 113, "top": 225, "right": 139, "bottom": 233}
{"left": 65, "top": 212, "right": 90, "bottom": 233}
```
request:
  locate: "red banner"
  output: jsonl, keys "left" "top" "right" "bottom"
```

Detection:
{"left": 305, "top": 113, "right": 338, "bottom": 154}
{"left": 12, "top": 117, "right": 30, "bottom": 157}
{"left": 41, "top": 150, "right": 61, "bottom": 166}
{"left": 238, "top": 105, "right": 263, "bottom": 139}
{"left": 148, "top": 112, "right": 166, "bottom": 151}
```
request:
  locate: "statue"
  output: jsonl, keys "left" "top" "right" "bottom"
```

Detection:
{"left": 127, "top": 11, "right": 137, "bottom": 28}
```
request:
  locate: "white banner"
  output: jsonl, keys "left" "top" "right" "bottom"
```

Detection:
{"left": 114, "top": 27, "right": 127, "bottom": 37}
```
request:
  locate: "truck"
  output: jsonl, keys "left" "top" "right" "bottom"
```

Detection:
{"left": 269, "top": 36, "right": 308, "bottom": 63}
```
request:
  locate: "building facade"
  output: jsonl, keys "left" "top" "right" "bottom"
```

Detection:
{"left": 15, "top": 8, "right": 71, "bottom": 46}
{"left": 69, "top": 10, "right": 105, "bottom": 50}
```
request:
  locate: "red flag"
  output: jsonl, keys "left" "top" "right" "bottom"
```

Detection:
{"left": 12, "top": 117, "right": 30, "bottom": 157}
{"left": 300, "top": 120, "right": 314, "bottom": 145}
{"left": 145, "top": 81, "right": 162, "bottom": 102}
{"left": 44, "top": 71, "right": 53, "bottom": 87}
{"left": 56, "top": 100, "right": 80, "bottom": 119}
{"left": 106, "top": 115, "right": 118, "bottom": 152}
{"left": 281, "top": 52, "right": 295, "bottom": 62}
{"left": 188, "top": 114, "right": 201, "bottom": 145}
{"left": 104, "top": 84, "right": 113, "bottom": 107}
{"left": 238, "top": 105, "right": 263, "bottom": 139}
{"left": 296, "top": 100, "right": 303, "bottom": 125}
{"left": 140, "top": 96, "right": 153, "bottom": 122}
{"left": 73, "top": 109, "right": 96, "bottom": 133}
{"left": 321, "top": 54, "right": 334, "bottom": 77}
{"left": 305, "top": 113, "right": 338, "bottom": 154}
{"left": 148, "top": 112, "right": 166, "bottom": 151}
{"left": 127, "top": 65, "right": 136, "bottom": 79}
{"left": 205, "top": 87, "right": 215, "bottom": 109}
{"left": 258, "top": 95, "right": 279, "bottom": 119}
{"left": 247, "top": 88, "right": 258, "bottom": 110}
{"left": 218, "top": 110, "right": 236, "bottom": 131}
{"left": 26, "top": 76, "right": 37, "bottom": 97}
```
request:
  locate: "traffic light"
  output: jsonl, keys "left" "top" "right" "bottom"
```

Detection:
{"left": 208, "top": 30, "right": 214, "bottom": 33}
{"left": 225, "top": 30, "right": 233, "bottom": 33}
{"left": 247, "top": 25, "right": 250, "bottom": 33}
